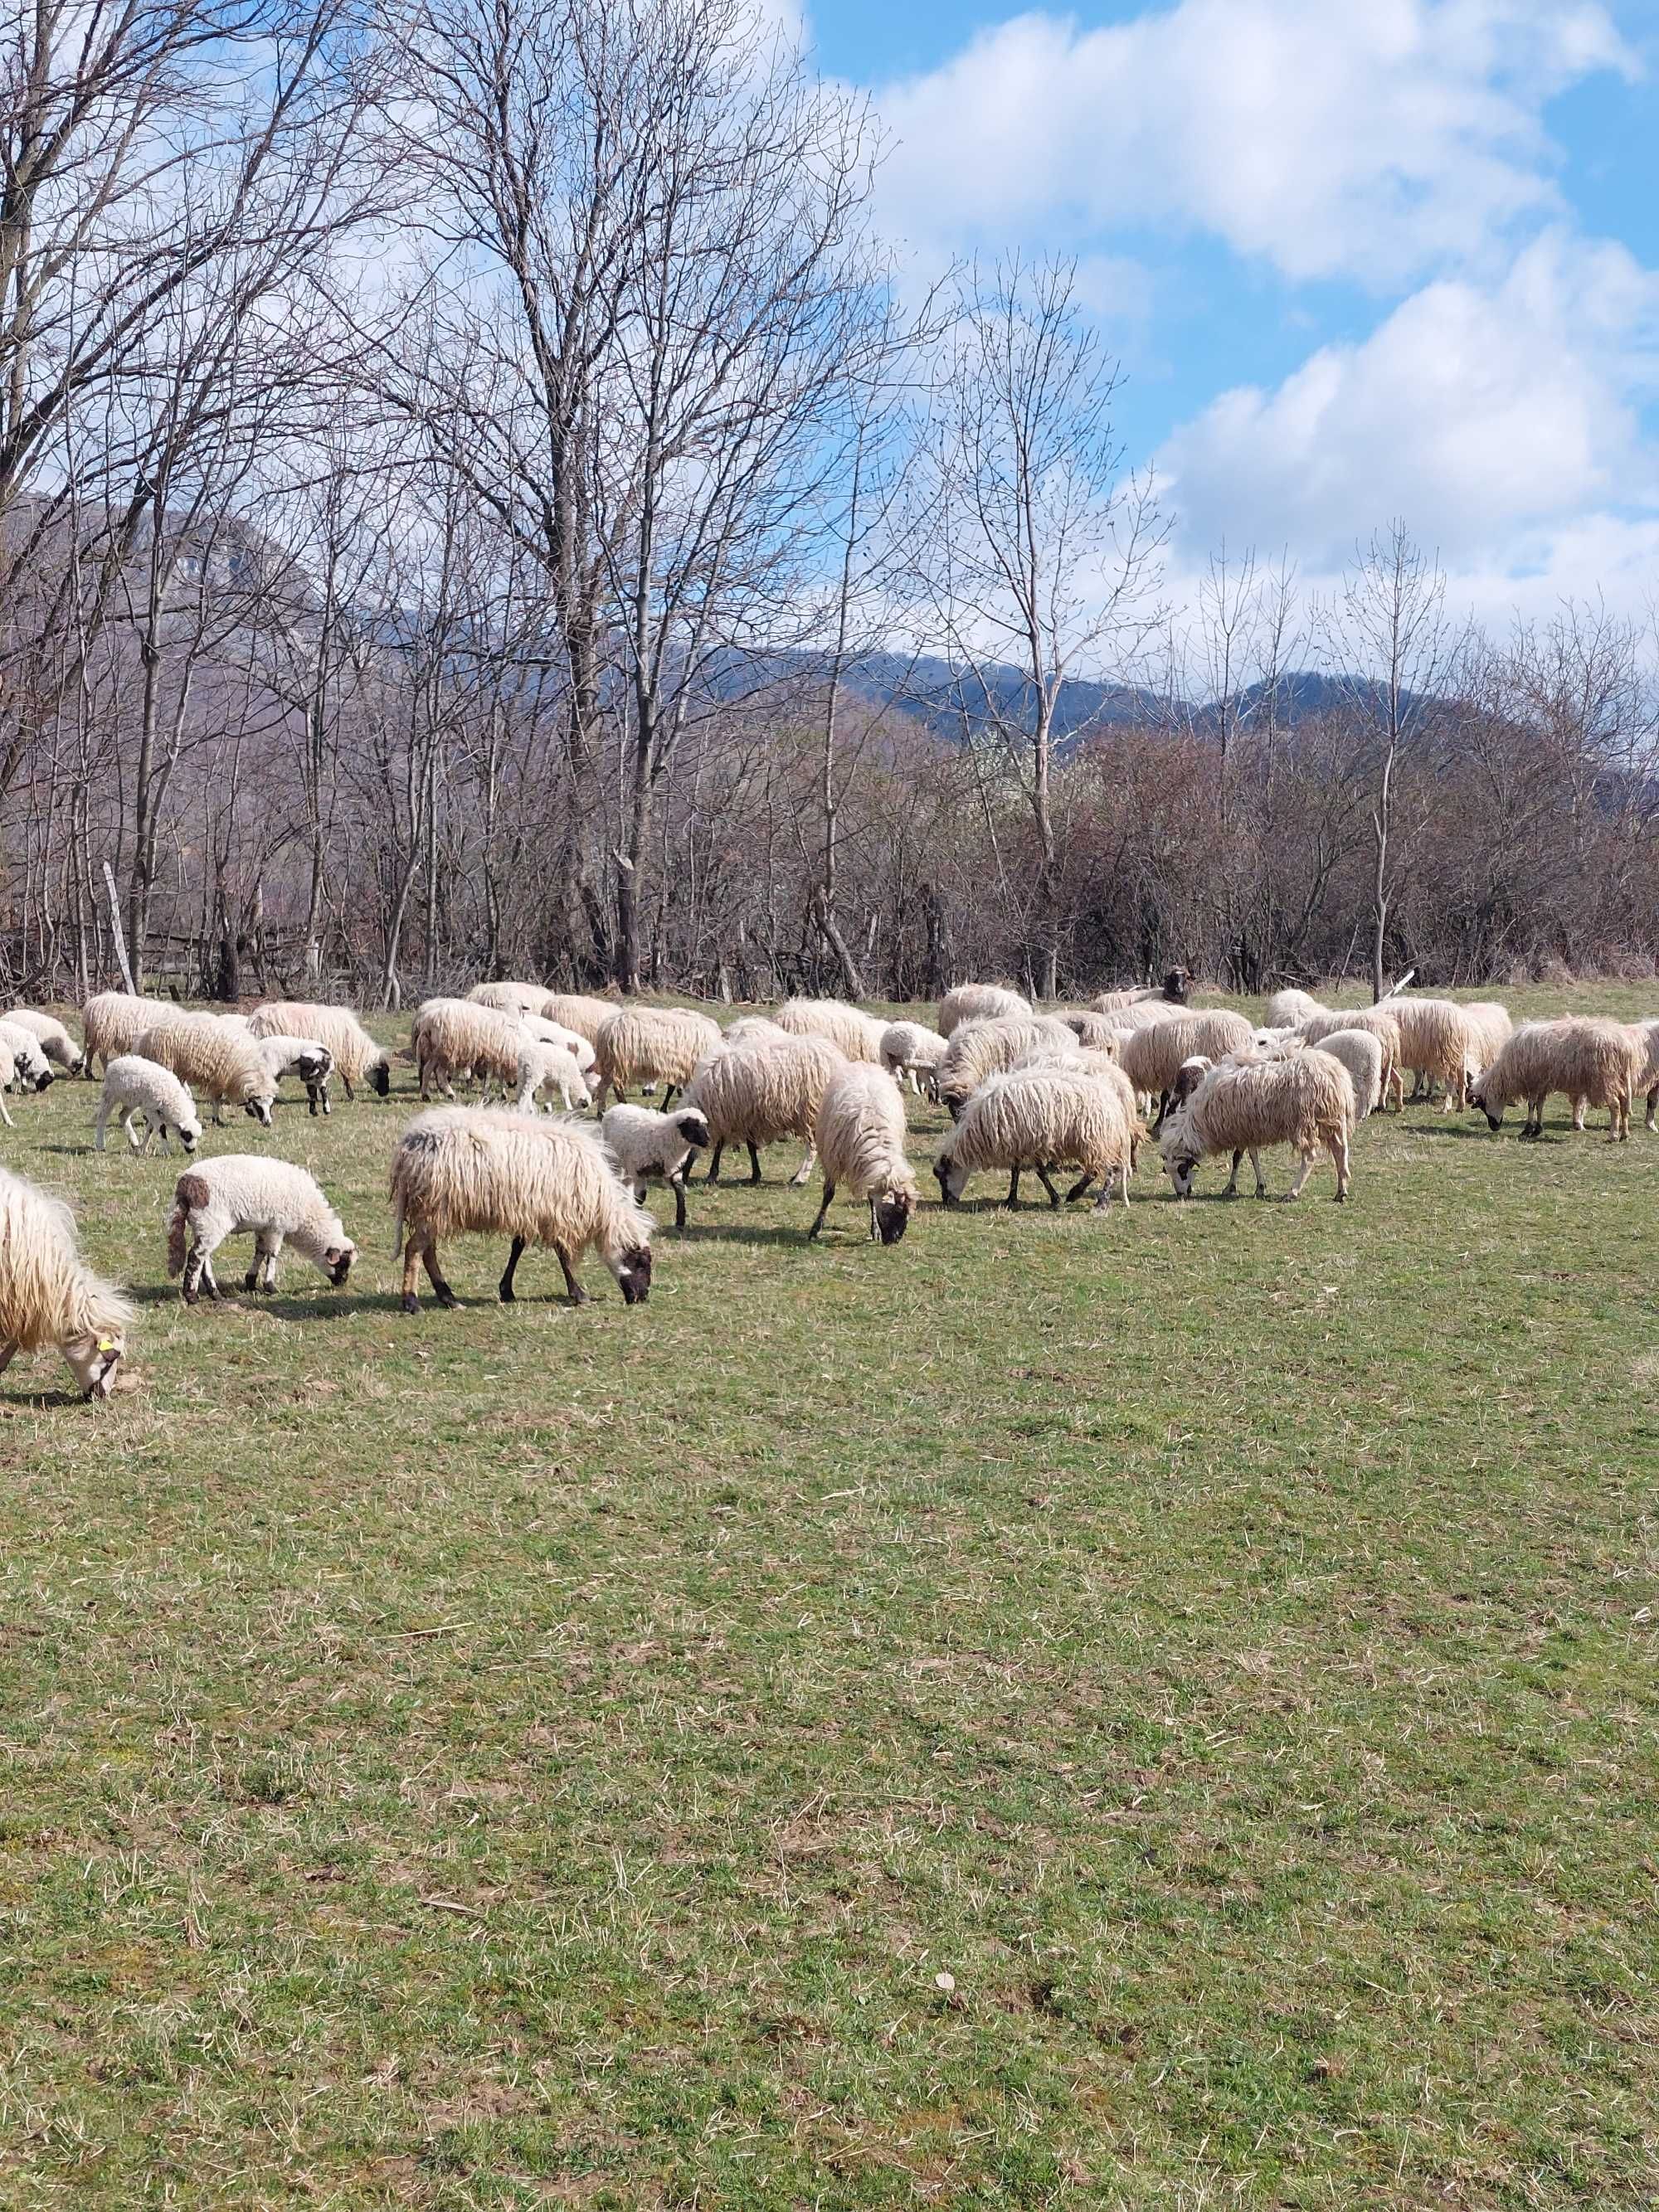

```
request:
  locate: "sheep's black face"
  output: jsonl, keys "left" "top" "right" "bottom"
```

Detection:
{"left": 618, "top": 1245, "right": 652, "bottom": 1304}
{"left": 1166, "top": 1150, "right": 1198, "bottom": 1197}
{"left": 326, "top": 1246, "right": 355, "bottom": 1287}
{"left": 675, "top": 1110, "right": 711, "bottom": 1150}
{"left": 370, "top": 1062, "right": 391, "bottom": 1096}
{"left": 178, "top": 1125, "right": 198, "bottom": 1154}
{"left": 933, "top": 1159, "right": 958, "bottom": 1207}
{"left": 32, "top": 1069, "right": 52, "bottom": 1091}
{"left": 246, "top": 1096, "right": 274, "bottom": 1126}
{"left": 875, "top": 1192, "right": 913, "bottom": 1245}
{"left": 1165, "top": 967, "right": 1192, "bottom": 1002}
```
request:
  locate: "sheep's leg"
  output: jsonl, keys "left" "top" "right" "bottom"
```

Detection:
{"left": 1252, "top": 1150, "right": 1267, "bottom": 1198}
{"left": 1285, "top": 1149, "right": 1315, "bottom": 1200}
{"left": 788, "top": 1146, "right": 815, "bottom": 1188}
{"left": 753, "top": 1143, "right": 770, "bottom": 1184}
{"left": 806, "top": 1180, "right": 836, "bottom": 1240}
{"left": 1005, "top": 1168, "right": 1021, "bottom": 1208}
{"left": 553, "top": 1244, "right": 587, "bottom": 1305}
{"left": 1221, "top": 1151, "right": 1242, "bottom": 1198}
{"left": 1572, "top": 1096, "right": 1587, "bottom": 1133}
{"left": 0, "top": 1093, "right": 15, "bottom": 1130}
{"left": 1036, "top": 1164, "right": 1062, "bottom": 1208}
{"left": 0, "top": 1339, "right": 15, "bottom": 1374}
{"left": 94, "top": 1101, "right": 112, "bottom": 1151}
{"left": 182, "top": 1228, "right": 224, "bottom": 1304}
{"left": 129, "top": 1111, "right": 152, "bottom": 1155}
{"left": 1330, "top": 1127, "right": 1351, "bottom": 1200}
{"left": 669, "top": 1173, "right": 688, "bottom": 1231}
{"left": 705, "top": 1141, "right": 725, "bottom": 1184}
{"left": 400, "top": 1232, "right": 425, "bottom": 1312}
{"left": 660, "top": 1084, "right": 679, "bottom": 1109}
{"left": 1647, "top": 1083, "right": 1657, "bottom": 1134}
{"left": 422, "top": 1240, "right": 458, "bottom": 1309}
{"left": 1064, "top": 1174, "right": 1093, "bottom": 1203}
{"left": 499, "top": 1236, "right": 526, "bottom": 1303}
{"left": 246, "top": 1230, "right": 281, "bottom": 1293}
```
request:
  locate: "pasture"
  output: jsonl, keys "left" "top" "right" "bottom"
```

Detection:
{"left": 1, "top": 982, "right": 1656, "bottom": 2209}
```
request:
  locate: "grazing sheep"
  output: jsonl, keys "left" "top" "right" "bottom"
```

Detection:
{"left": 1119, "top": 1009, "right": 1256, "bottom": 1125}
{"left": 515, "top": 1038, "right": 595, "bottom": 1115}
{"left": 0, "top": 1165, "right": 131, "bottom": 1399}
{"left": 1629, "top": 1018, "right": 1659, "bottom": 1132}
{"left": 722, "top": 1014, "right": 790, "bottom": 1048}
{"left": 601, "top": 1103, "right": 712, "bottom": 1229}
{"left": 1457, "top": 1000, "right": 1514, "bottom": 1099}
{"left": 166, "top": 1156, "right": 356, "bottom": 1303}
{"left": 879, "top": 1019, "right": 948, "bottom": 1099}
{"left": 937, "top": 1014, "right": 1078, "bottom": 1118}
{"left": 1054, "top": 1009, "right": 1125, "bottom": 1055}
{"left": 1087, "top": 995, "right": 1188, "bottom": 1037}
{"left": 81, "top": 991, "right": 179, "bottom": 1074}
{"left": 1470, "top": 1018, "right": 1643, "bottom": 1141}
{"left": 251, "top": 1033, "right": 335, "bottom": 1116}
{"left": 937, "top": 982, "right": 1031, "bottom": 1038}
{"left": 684, "top": 1032, "right": 844, "bottom": 1184}
{"left": 136, "top": 1014, "right": 276, "bottom": 1127}
{"left": 1385, "top": 996, "right": 1476, "bottom": 1108}
{"left": 775, "top": 996, "right": 887, "bottom": 1063}
{"left": 1295, "top": 1006, "right": 1404, "bottom": 1111}
{"left": 542, "top": 993, "right": 622, "bottom": 1047}
{"left": 389, "top": 1108, "right": 653, "bottom": 1311}
{"left": 247, "top": 1002, "right": 392, "bottom": 1100}
{"left": 935, "top": 1067, "right": 1141, "bottom": 1212}
{"left": 592, "top": 1005, "right": 722, "bottom": 1110}
{"left": 1010, "top": 1045, "right": 1146, "bottom": 1198}
{"left": 6, "top": 1008, "right": 85, "bottom": 1074}
{"left": 1161, "top": 1049, "right": 1355, "bottom": 1201}
{"left": 1302, "top": 1028, "right": 1384, "bottom": 1119}
{"left": 518, "top": 1014, "right": 596, "bottom": 1072}
{"left": 95, "top": 1056, "right": 202, "bottom": 1155}
{"left": 0, "top": 1018, "right": 55, "bottom": 1128}
{"left": 468, "top": 980, "right": 550, "bottom": 1016}
{"left": 411, "top": 997, "right": 527, "bottom": 1101}
{"left": 1092, "top": 968, "right": 1192, "bottom": 1011}
{"left": 807, "top": 1063, "right": 917, "bottom": 1243}
{"left": 1263, "top": 987, "right": 1328, "bottom": 1029}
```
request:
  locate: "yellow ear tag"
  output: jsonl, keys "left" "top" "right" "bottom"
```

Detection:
{"left": 96, "top": 1339, "right": 119, "bottom": 1353}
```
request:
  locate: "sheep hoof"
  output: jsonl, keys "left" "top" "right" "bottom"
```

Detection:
{"left": 400, "top": 1292, "right": 420, "bottom": 1315}
{"left": 242, "top": 1271, "right": 260, "bottom": 1293}
{"left": 435, "top": 1286, "right": 459, "bottom": 1310}
{"left": 498, "top": 1283, "right": 515, "bottom": 1304}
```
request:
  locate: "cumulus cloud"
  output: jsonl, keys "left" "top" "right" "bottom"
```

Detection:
{"left": 1158, "top": 231, "right": 1659, "bottom": 571}
{"left": 874, "top": 0, "right": 1635, "bottom": 285}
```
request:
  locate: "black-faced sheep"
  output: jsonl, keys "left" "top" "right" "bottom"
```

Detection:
{"left": 389, "top": 1109, "right": 653, "bottom": 1311}
{"left": 807, "top": 1063, "right": 917, "bottom": 1244}
{"left": 247, "top": 1002, "right": 392, "bottom": 1099}
{"left": 1470, "top": 1018, "right": 1643, "bottom": 1140}
{"left": 934, "top": 1067, "right": 1141, "bottom": 1211}
{"left": 601, "top": 1103, "right": 711, "bottom": 1229}
{"left": 6, "top": 1008, "right": 85, "bottom": 1074}
{"left": 95, "top": 1056, "right": 202, "bottom": 1154}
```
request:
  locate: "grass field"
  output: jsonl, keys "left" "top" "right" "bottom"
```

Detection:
{"left": 1, "top": 983, "right": 1656, "bottom": 2209}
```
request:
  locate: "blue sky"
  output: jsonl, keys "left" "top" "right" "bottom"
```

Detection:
{"left": 800, "top": 0, "right": 1659, "bottom": 621}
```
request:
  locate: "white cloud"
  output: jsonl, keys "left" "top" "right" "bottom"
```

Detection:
{"left": 874, "top": 0, "right": 1635, "bottom": 285}
{"left": 1158, "top": 230, "right": 1659, "bottom": 573}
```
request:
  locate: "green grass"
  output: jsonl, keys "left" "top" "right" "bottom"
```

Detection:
{"left": 0, "top": 985, "right": 1655, "bottom": 2209}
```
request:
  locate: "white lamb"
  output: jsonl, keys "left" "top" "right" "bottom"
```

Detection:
{"left": 515, "top": 1039, "right": 595, "bottom": 1115}
{"left": 879, "top": 1019, "right": 948, "bottom": 1100}
{"left": 601, "top": 1103, "right": 713, "bottom": 1229}
{"left": 166, "top": 1157, "right": 358, "bottom": 1303}
{"left": 0, "top": 1018, "right": 55, "bottom": 1128}
{"left": 518, "top": 1014, "right": 597, "bottom": 1073}
{"left": 5, "top": 1009, "right": 85, "bottom": 1074}
{"left": 253, "top": 1033, "right": 336, "bottom": 1116}
{"left": 95, "top": 1055, "right": 203, "bottom": 1155}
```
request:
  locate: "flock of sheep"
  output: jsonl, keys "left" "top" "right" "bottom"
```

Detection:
{"left": 0, "top": 973, "right": 1653, "bottom": 1403}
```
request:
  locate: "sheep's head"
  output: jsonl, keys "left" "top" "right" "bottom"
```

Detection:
{"left": 616, "top": 1244, "right": 652, "bottom": 1305}
{"left": 1164, "top": 967, "right": 1192, "bottom": 1003}
{"left": 174, "top": 1119, "right": 202, "bottom": 1155}
{"left": 933, "top": 1147, "right": 966, "bottom": 1205}
{"left": 244, "top": 1091, "right": 275, "bottom": 1127}
{"left": 874, "top": 1189, "right": 914, "bottom": 1245}
{"left": 1160, "top": 1115, "right": 1200, "bottom": 1198}
{"left": 298, "top": 1047, "right": 332, "bottom": 1083}
{"left": 324, "top": 1242, "right": 356, "bottom": 1288}
{"left": 369, "top": 1060, "right": 391, "bottom": 1096}
{"left": 63, "top": 1329, "right": 124, "bottom": 1401}
{"left": 1170, "top": 1054, "right": 1213, "bottom": 1109}
{"left": 673, "top": 1108, "right": 711, "bottom": 1150}
{"left": 1469, "top": 1077, "right": 1501, "bottom": 1130}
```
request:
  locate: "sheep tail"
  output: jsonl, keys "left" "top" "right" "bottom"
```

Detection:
{"left": 167, "top": 1172, "right": 208, "bottom": 1278}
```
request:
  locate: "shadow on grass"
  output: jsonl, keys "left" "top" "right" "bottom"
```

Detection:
{"left": 676, "top": 1222, "right": 811, "bottom": 1247}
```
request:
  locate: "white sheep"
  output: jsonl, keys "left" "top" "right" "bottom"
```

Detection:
{"left": 1470, "top": 1018, "right": 1643, "bottom": 1140}
{"left": 934, "top": 1066, "right": 1141, "bottom": 1212}
{"left": 82, "top": 991, "right": 179, "bottom": 1074}
{"left": 937, "top": 1014, "right": 1079, "bottom": 1118}
{"left": 1629, "top": 1018, "right": 1659, "bottom": 1133}
{"left": 247, "top": 1002, "right": 392, "bottom": 1099}
{"left": 878, "top": 1019, "right": 948, "bottom": 1100}
{"left": 683, "top": 1031, "right": 844, "bottom": 1186}
{"left": 601, "top": 1103, "right": 712, "bottom": 1230}
{"left": 0, "top": 1018, "right": 56, "bottom": 1128}
{"left": 592, "top": 1006, "right": 723, "bottom": 1110}
{"left": 937, "top": 982, "right": 1031, "bottom": 1037}
{"left": 1293, "top": 1006, "right": 1404, "bottom": 1110}
{"left": 807, "top": 1063, "right": 917, "bottom": 1244}
{"left": 518, "top": 1014, "right": 597, "bottom": 1072}
{"left": 166, "top": 1157, "right": 357, "bottom": 1303}
{"left": 515, "top": 1038, "right": 595, "bottom": 1115}
{"left": 542, "top": 993, "right": 623, "bottom": 1047}
{"left": 5, "top": 1008, "right": 85, "bottom": 1074}
{"left": 95, "top": 1055, "right": 203, "bottom": 1154}
{"left": 0, "top": 1164, "right": 131, "bottom": 1399}
{"left": 136, "top": 1014, "right": 276, "bottom": 1127}
{"left": 1386, "top": 996, "right": 1476, "bottom": 1108}
{"left": 774, "top": 996, "right": 888, "bottom": 1062}
{"left": 468, "top": 980, "right": 551, "bottom": 1015}
{"left": 1091, "top": 968, "right": 1192, "bottom": 1011}
{"left": 1119, "top": 1009, "right": 1257, "bottom": 1125}
{"left": 389, "top": 1108, "right": 654, "bottom": 1310}
{"left": 1301, "top": 1028, "right": 1384, "bottom": 1119}
{"left": 411, "top": 997, "right": 527, "bottom": 1101}
{"left": 1161, "top": 1048, "right": 1355, "bottom": 1201}
{"left": 1263, "top": 987, "right": 1327, "bottom": 1029}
